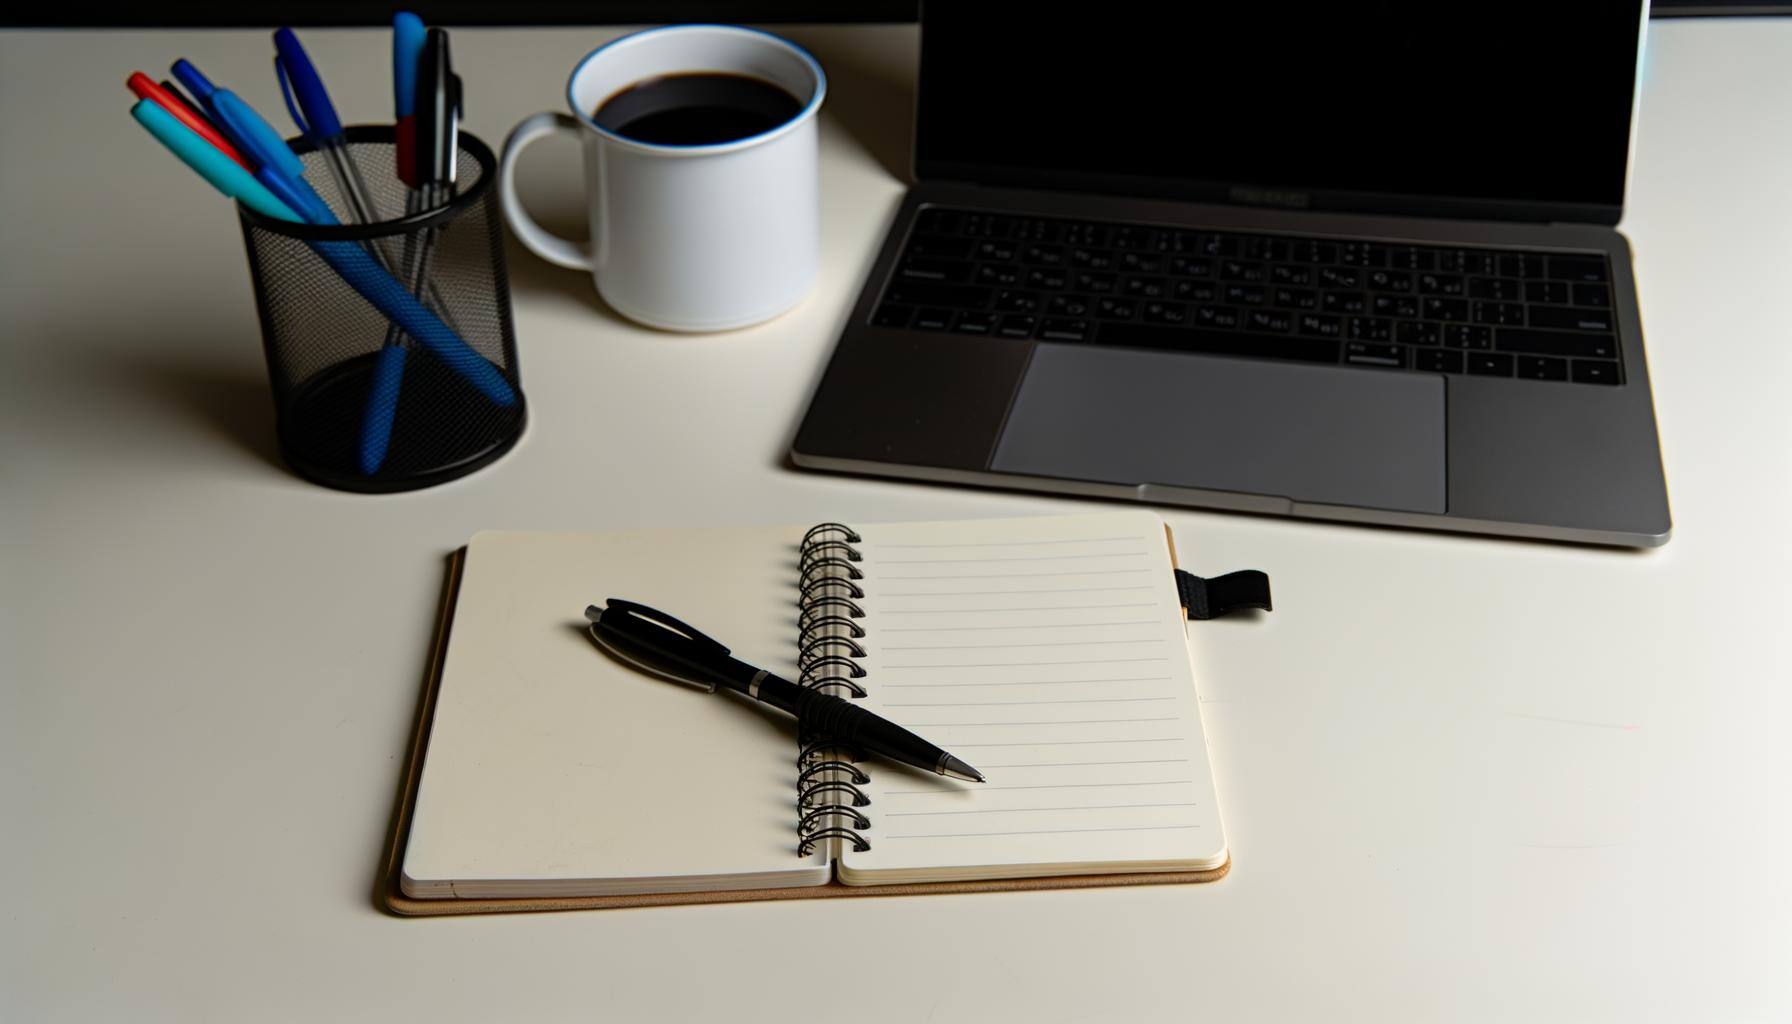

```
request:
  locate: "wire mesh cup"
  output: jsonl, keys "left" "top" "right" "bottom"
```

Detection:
{"left": 238, "top": 126, "right": 525, "bottom": 492}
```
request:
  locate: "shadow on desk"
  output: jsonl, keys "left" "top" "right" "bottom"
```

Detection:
{"left": 63, "top": 344, "right": 285, "bottom": 475}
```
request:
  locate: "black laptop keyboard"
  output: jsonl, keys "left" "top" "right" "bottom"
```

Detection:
{"left": 871, "top": 207, "right": 1624, "bottom": 386}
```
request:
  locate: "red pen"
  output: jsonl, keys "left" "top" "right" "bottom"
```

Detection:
{"left": 126, "top": 71, "right": 253, "bottom": 170}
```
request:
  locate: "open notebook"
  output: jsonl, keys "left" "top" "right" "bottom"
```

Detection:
{"left": 394, "top": 511, "right": 1232, "bottom": 908}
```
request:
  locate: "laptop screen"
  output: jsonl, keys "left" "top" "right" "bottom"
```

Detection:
{"left": 915, "top": 3, "right": 1645, "bottom": 220}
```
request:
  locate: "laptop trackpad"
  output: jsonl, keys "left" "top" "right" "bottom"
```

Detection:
{"left": 991, "top": 346, "right": 1446, "bottom": 514}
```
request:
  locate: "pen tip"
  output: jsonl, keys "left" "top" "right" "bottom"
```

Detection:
{"left": 941, "top": 755, "right": 985, "bottom": 784}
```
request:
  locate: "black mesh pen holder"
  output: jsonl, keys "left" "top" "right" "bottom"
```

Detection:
{"left": 238, "top": 126, "right": 524, "bottom": 493}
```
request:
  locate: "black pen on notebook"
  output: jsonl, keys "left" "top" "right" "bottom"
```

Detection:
{"left": 584, "top": 599, "right": 986, "bottom": 783}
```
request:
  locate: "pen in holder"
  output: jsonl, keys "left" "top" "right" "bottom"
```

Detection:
{"left": 238, "top": 126, "right": 525, "bottom": 492}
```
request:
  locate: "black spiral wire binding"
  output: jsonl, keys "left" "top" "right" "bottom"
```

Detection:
{"left": 795, "top": 522, "right": 872, "bottom": 856}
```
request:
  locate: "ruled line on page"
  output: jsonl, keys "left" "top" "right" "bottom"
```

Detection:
{"left": 978, "top": 758, "right": 1192, "bottom": 769}
{"left": 881, "top": 604, "right": 1158, "bottom": 614}
{"left": 882, "top": 639, "right": 1166, "bottom": 651}
{"left": 877, "top": 587, "right": 1157, "bottom": 597}
{"left": 885, "top": 698, "right": 1178, "bottom": 708}
{"left": 873, "top": 552, "right": 1148, "bottom": 564}
{"left": 882, "top": 657, "right": 1170, "bottom": 669}
{"left": 900, "top": 717, "right": 1180, "bottom": 727}
{"left": 881, "top": 620, "right": 1159, "bottom": 632}
{"left": 883, "top": 779, "right": 1195, "bottom": 795}
{"left": 944, "top": 738, "right": 1187, "bottom": 748}
{"left": 861, "top": 536, "right": 1144, "bottom": 548}
{"left": 880, "top": 677, "right": 1174, "bottom": 689}
{"left": 872, "top": 569, "right": 1153, "bottom": 580}
{"left": 886, "top": 802, "right": 1201, "bottom": 817}
{"left": 885, "top": 825, "right": 1201, "bottom": 840}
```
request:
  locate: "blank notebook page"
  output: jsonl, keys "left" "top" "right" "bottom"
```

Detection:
{"left": 838, "top": 511, "right": 1228, "bottom": 884}
{"left": 402, "top": 527, "right": 830, "bottom": 898}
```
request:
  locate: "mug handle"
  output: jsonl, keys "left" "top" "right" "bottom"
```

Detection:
{"left": 498, "top": 111, "right": 593, "bottom": 271}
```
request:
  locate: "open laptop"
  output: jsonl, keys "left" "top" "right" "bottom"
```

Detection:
{"left": 792, "top": 3, "right": 1671, "bottom": 547}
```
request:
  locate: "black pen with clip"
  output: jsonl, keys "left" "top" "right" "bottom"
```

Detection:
{"left": 585, "top": 599, "right": 985, "bottom": 783}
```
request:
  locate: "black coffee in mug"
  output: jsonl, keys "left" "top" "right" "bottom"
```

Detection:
{"left": 593, "top": 73, "right": 803, "bottom": 146}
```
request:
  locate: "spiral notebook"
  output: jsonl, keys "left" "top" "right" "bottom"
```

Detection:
{"left": 387, "top": 511, "right": 1233, "bottom": 913}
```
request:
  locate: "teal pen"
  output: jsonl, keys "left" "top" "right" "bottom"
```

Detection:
{"left": 130, "top": 100, "right": 516, "bottom": 409}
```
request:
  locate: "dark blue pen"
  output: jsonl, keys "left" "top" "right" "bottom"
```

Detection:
{"left": 274, "top": 27, "right": 380, "bottom": 223}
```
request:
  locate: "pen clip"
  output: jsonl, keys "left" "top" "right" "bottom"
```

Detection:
{"left": 273, "top": 55, "right": 311, "bottom": 138}
{"left": 585, "top": 622, "right": 718, "bottom": 693}
{"left": 590, "top": 599, "right": 731, "bottom": 656}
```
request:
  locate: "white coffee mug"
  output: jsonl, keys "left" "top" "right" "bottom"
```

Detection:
{"left": 499, "top": 25, "right": 826, "bottom": 332}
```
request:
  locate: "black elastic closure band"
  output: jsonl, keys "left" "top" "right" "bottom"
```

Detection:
{"left": 1174, "top": 568, "right": 1273, "bottom": 620}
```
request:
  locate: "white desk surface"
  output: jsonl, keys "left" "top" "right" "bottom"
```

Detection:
{"left": 3, "top": 19, "right": 1790, "bottom": 1022}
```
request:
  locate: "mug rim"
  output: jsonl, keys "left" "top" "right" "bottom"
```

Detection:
{"left": 563, "top": 24, "right": 827, "bottom": 157}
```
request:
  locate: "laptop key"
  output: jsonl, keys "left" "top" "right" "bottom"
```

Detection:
{"left": 1270, "top": 264, "right": 1313, "bottom": 286}
{"left": 1445, "top": 325, "right": 1493, "bottom": 349}
{"left": 1517, "top": 355, "right": 1569, "bottom": 381}
{"left": 1038, "top": 317, "right": 1092, "bottom": 342}
{"left": 1417, "top": 272, "right": 1464, "bottom": 295}
{"left": 871, "top": 304, "right": 913, "bottom": 328}
{"left": 1199, "top": 234, "right": 1238, "bottom": 257}
{"left": 1572, "top": 359, "right": 1621, "bottom": 385}
{"left": 1321, "top": 291, "right": 1368, "bottom": 314}
{"left": 1247, "top": 310, "right": 1293, "bottom": 333}
{"left": 1169, "top": 256, "right": 1215, "bottom": 278}
{"left": 1573, "top": 283, "right": 1611, "bottom": 307}
{"left": 912, "top": 308, "right": 952, "bottom": 331}
{"left": 1297, "top": 313, "right": 1343, "bottom": 338}
{"left": 1243, "top": 236, "right": 1289, "bottom": 262}
{"left": 1524, "top": 280, "right": 1569, "bottom": 304}
{"left": 1047, "top": 294, "right": 1092, "bottom": 317}
{"left": 1096, "top": 297, "right": 1139, "bottom": 320}
{"left": 1365, "top": 269, "right": 1412, "bottom": 292}
{"left": 913, "top": 208, "right": 961, "bottom": 235}
{"left": 1415, "top": 348, "right": 1464, "bottom": 373}
{"left": 886, "top": 283, "right": 991, "bottom": 309}
{"left": 1466, "top": 276, "right": 1521, "bottom": 300}
{"left": 1025, "top": 267, "right": 1068, "bottom": 290}
{"left": 1174, "top": 280, "right": 1219, "bottom": 302}
{"left": 1221, "top": 260, "right": 1266, "bottom": 282}
{"left": 997, "top": 315, "right": 1037, "bottom": 338}
{"left": 1549, "top": 256, "right": 1607, "bottom": 282}
{"left": 1390, "top": 246, "right": 1435, "bottom": 271}
{"left": 1370, "top": 294, "right": 1420, "bottom": 318}
{"left": 1397, "top": 320, "right": 1442, "bottom": 345}
{"left": 1122, "top": 276, "right": 1169, "bottom": 299}
{"left": 1347, "top": 317, "right": 1394, "bottom": 342}
{"left": 1345, "top": 341, "right": 1405, "bottom": 367}
{"left": 1496, "top": 328, "right": 1616, "bottom": 359}
{"left": 974, "top": 240, "right": 1018, "bottom": 261}
{"left": 1275, "top": 287, "right": 1318, "bottom": 310}
{"left": 1467, "top": 352, "right": 1514, "bottom": 376}
{"left": 994, "top": 290, "right": 1041, "bottom": 314}
{"left": 1287, "top": 240, "right": 1337, "bottom": 263}
{"left": 1498, "top": 254, "right": 1545, "bottom": 278}
{"left": 1193, "top": 305, "right": 1242, "bottom": 329}
{"left": 1098, "top": 322, "right": 1341, "bottom": 363}
{"left": 1471, "top": 301, "right": 1525, "bottom": 326}
{"left": 1225, "top": 284, "right": 1268, "bottom": 306}
{"left": 1070, "top": 248, "right": 1116, "bottom": 270}
{"left": 1527, "top": 306, "right": 1615, "bottom": 332}
{"left": 1143, "top": 301, "right": 1188, "bottom": 325}
{"left": 1022, "top": 244, "right": 1065, "bottom": 266}
{"left": 898, "top": 258, "right": 974, "bottom": 283}
{"left": 975, "top": 264, "right": 1025, "bottom": 287}
{"left": 1340, "top": 242, "right": 1388, "bottom": 267}
{"left": 905, "top": 235, "right": 973, "bottom": 259}
{"left": 1074, "top": 272, "right": 1116, "bottom": 293}
{"left": 953, "top": 312, "right": 997, "bottom": 335}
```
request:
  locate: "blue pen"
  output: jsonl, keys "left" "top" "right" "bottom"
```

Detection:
{"left": 168, "top": 58, "right": 335, "bottom": 223}
{"left": 274, "top": 27, "right": 380, "bottom": 223}
{"left": 130, "top": 100, "right": 516, "bottom": 411}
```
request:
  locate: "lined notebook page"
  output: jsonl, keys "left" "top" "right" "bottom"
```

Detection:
{"left": 838, "top": 511, "right": 1227, "bottom": 884}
